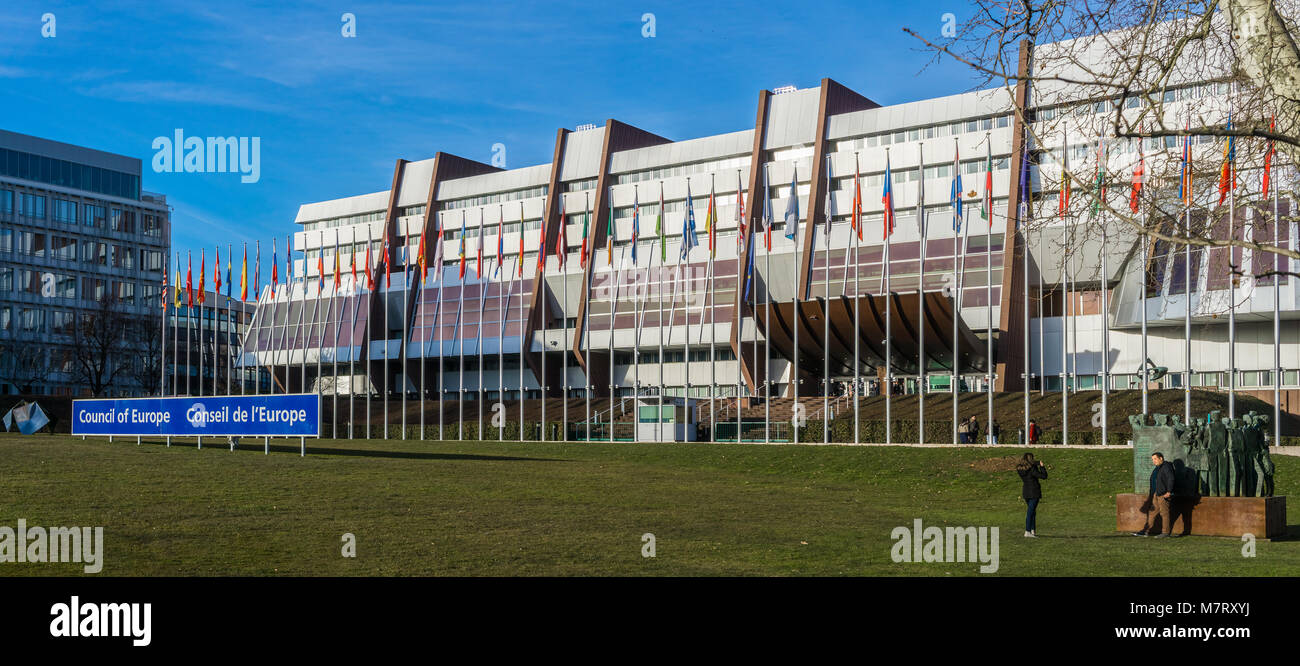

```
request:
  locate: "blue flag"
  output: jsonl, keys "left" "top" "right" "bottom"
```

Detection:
{"left": 783, "top": 171, "right": 799, "bottom": 240}
{"left": 950, "top": 150, "right": 963, "bottom": 228}
{"left": 681, "top": 181, "right": 699, "bottom": 259}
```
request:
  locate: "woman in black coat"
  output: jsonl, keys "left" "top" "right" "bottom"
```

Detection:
{"left": 1016, "top": 453, "right": 1048, "bottom": 537}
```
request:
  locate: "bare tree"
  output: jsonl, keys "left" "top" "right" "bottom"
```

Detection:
{"left": 123, "top": 313, "right": 164, "bottom": 396}
{"left": 905, "top": 0, "right": 1300, "bottom": 279}
{"left": 71, "top": 296, "right": 133, "bottom": 397}
{"left": 0, "top": 335, "right": 52, "bottom": 394}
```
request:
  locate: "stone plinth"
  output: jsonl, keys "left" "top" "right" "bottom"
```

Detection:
{"left": 1116, "top": 494, "right": 1287, "bottom": 538}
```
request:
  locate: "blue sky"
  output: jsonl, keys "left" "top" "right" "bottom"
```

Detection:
{"left": 3, "top": 1, "right": 977, "bottom": 269}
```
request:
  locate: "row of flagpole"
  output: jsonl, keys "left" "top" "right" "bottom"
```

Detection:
{"left": 154, "top": 116, "right": 1291, "bottom": 447}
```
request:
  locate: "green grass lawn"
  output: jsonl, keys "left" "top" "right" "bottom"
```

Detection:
{"left": 1, "top": 433, "right": 1297, "bottom": 576}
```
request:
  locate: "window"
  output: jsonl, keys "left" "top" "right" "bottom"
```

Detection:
{"left": 0, "top": 228, "right": 10, "bottom": 253}
{"left": 53, "top": 198, "right": 77, "bottom": 223}
{"left": 0, "top": 189, "right": 12, "bottom": 215}
{"left": 52, "top": 236, "right": 76, "bottom": 261}
{"left": 19, "top": 193, "right": 46, "bottom": 219}
{"left": 19, "top": 308, "right": 45, "bottom": 333}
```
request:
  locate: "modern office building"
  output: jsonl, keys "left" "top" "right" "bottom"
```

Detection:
{"left": 239, "top": 37, "right": 1299, "bottom": 438}
{"left": 0, "top": 130, "right": 170, "bottom": 397}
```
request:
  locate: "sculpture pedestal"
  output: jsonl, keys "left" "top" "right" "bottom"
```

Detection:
{"left": 1116, "top": 494, "right": 1287, "bottom": 538}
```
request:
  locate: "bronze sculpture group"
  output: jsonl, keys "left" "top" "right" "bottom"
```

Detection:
{"left": 1130, "top": 410, "right": 1276, "bottom": 498}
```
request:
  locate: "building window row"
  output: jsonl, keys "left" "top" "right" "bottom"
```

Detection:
{"left": 0, "top": 147, "right": 141, "bottom": 200}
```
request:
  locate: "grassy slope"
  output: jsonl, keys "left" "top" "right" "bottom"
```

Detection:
{"left": 1, "top": 434, "right": 1296, "bottom": 576}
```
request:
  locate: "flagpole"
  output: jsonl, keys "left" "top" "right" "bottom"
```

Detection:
{"left": 362, "top": 228, "right": 371, "bottom": 438}
{"left": 581, "top": 195, "right": 591, "bottom": 442}
{"left": 333, "top": 230, "right": 342, "bottom": 438}
{"left": 540, "top": 198, "right": 548, "bottom": 443}
{"left": 884, "top": 149, "right": 893, "bottom": 445}
{"left": 1062, "top": 195, "right": 1070, "bottom": 443}
{"left": 1272, "top": 158, "right": 1281, "bottom": 447}
{"left": 1020, "top": 146, "right": 1030, "bottom": 444}
{"left": 916, "top": 143, "right": 926, "bottom": 445}
{"left": 172, "top": 252, "right": 179, "bottom": 397}
{"left": 401, "top": 221, "right": 409, "bottom": 441}
{"left": 823, "top": 155, "right": 832, "bottom": 443}
{"left": 160, "top": 255, "right": 168, "bottom": 397}
{"left": 496, "top": 205, "right": 511, "bottom": 442}
{"left": 1101, "top": 200, "right": 1110, "bottom": 446}
{"left": 436, "top": 214, "right": 447, "bottom": 441}
{"left": 707, "top": 176, "right": 716, "bottom": 442}
{"left": 609, "top": 186, "right": 620, "bottom": 442}
{"left": 1183, "top": 128, "right": 1193, "bottom": 425}
{"left": 630, "top": 186, "right": 640, "bottom": 443}
{"left": 952, "top": 140, "right": 964, "bottom": 445}
{"left": 382, "top": 225, "right": 390, "bottom": 440}
{"left": 985, "top": 161, "right": 993, "bottom": 444}
{"left": 222, "top": 246, "right": 229, "bottom": 397}
{"left": 657, "top": 184, "right": 666, "bottom": 441}
{"left": 1228, "top": 161, "right": 1236, "bottom": 420}
{"left": 199, "top": 249, "right": 205, "bottom": 399}
{"left": 418, "top": 222, "right": 426, "bottom": 441}
{"left": 514, "top": 204, "right": 520, "bottom": 442}
{"left": 736, "top": 169, "right": 746, "bottom": 443}
{"left": 477, "top": 209, "right": 487, "bottom": 444}
{"left": 853, "top": 154, "right": 861, "bottom": 446}
{"left": 348, "top": 231, "right": 360, "bottom": 440}
{"left": 790, "top": 166, "right": 800, "bottom": 434}
{"left": 458, "top": 212, "right": 467, "bottom": 441}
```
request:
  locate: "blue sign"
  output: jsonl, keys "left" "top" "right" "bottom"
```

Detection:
{"left": 72, "top": 394, "right": 320, "bottom": 437}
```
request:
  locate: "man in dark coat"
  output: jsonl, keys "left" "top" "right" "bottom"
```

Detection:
{"left": 1149, "top": 452, "right": 1180, "bottom": 538}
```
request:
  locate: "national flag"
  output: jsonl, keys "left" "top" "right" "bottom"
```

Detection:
{"left": 161, "top": 258, "right": 169, "bottom": 311}
{"left": 882, "top": 156, "right": 896, "bottom": 239}
{"left": 1218, "top": 115, "right": 1236, "bottom": 205}
{"left": 225, "top": 245, "right": 231, "bottom": 300}
{"left": 951, "top": 149, "right": 964, "bottom": 229}
{"left": 537, "top": 202, "right": 548, "bottom": 272}
{"left": 432, "top": 216, "right": 446, "bottom": 283}
{"left": 214, "top": 246, "right": 222, "bottom": 293}
{"left": 630, "top": 190, "right": 639, "bottom": 265}
{"left": 681, "top": 181, "right": 699, "bottom": 259}
{"left": 763, "top": 169, "right": 773, "bottom": 252}
{"left": 173, "top": 262, "right": 182, "bottom": 309}
{"left": 743, "top": 213, "right": 756, "bottom": 302}
{"left": 272, "top": 238, "right": 278, "bottom": 288}
{"left": 735, "top": 173, "right": 747, "bottom": 248}
{"left": 1263, "top": 116, "right": 1275, "bottom": 198}
{"left": 317, "top": 236, "right": 325, "bottom": 291}
{"left": 382, "top": 231, "right": 391, "bottom": 289}
{"left": 477, "top": 212, "right": 486, "bottom": 279}
{"left": 655, "top": 185, "right": 667, "bottom": 263}
{"left": 198, "top": 250, "right": 206, "bottom": 304}
{"left": 186, "top": 252, "right": 193, "bottom": 307}
{"left": 286, "top": 235, "right": 293, "bottom": 292}
{"left": 578, "top": 199, "right": 590, "bottom": 269}
{"left": 364, "top": 230, "right": 374, "bottom": 290}
{"left": 518, "top": 206, "right": 526, "bottom": 277}
{"left": 1019, "top": 140, "right": 1032, "bottom": 225}
{"left": 555, "top": 196, "right": 568, "bottom": 269}
{"left": 980, "top": 145, "right": 994, "bottom": 223}
{"left": 240, "top": 244, "right": 248, "bottom": 301}
{"left": 1130, "top": 149, "right": 1145, "bottom": 214}
{"left": 333, "top": 230, "right": 341, "bottom": 289}
{"left": 496, "top": 208, "right": 505, "bottom": 276}
{"left": 1178, "top": 123, "right": 1193, "bottom": 207}
{"left": 852, "top": 157, "right": 863, "bottom": 240}
{"left": 254, "top": 242, "right": 260, "bottom": 299}
{"left": 705, "top": 185, "right": 716, "bottom": 257}
{"left": 606, "top": 189, "right": 616, "bottom": 266}
{"left": 783, "top": 171, "right": 799, "bottom": 240}
{"left": 416, "top": 226, "right": 427, "bottom": 282}
{"left": 459, "top": 214, "right": 468, "bottom": 280}
{"left": 1090, "top": 137, "right": 1106, "bottom": 217}
{"left": 1058, "top": 137, "right": 1071, "bottom": 218}
{"left": 349, "top": 235, "right": 356, "bottom": 285}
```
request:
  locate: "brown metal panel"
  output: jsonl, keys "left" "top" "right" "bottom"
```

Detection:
{"left": 520, "top": 128, "right": 570, "bottom": 397}
{"left": 995, "top": 39, "right": 1034, "bottom": 391}
{"left": 568, "top": 120, "right": 671, "bottom": 396}
{"left": 363, "top": 159, "right": 409, "bottom": 392}
{"left": 727, "top": 88, "right": 772, "bottom": 396}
